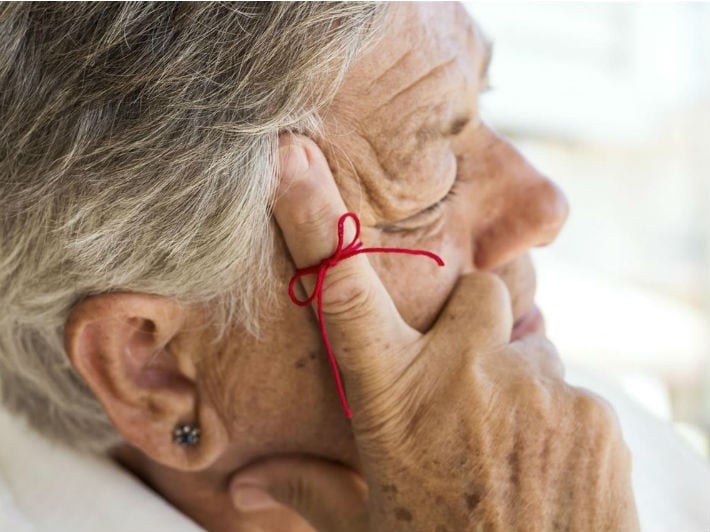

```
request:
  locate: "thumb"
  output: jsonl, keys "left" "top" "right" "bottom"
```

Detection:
{"left": 430, "top": 271, "right": 513, "bottom": 353}
{"left": 230, "top": 456, "right": 368, "bottom": 532}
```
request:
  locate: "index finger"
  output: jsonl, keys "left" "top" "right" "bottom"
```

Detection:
{"left": 273, "top": 134, "right": 421, "bottom": 382}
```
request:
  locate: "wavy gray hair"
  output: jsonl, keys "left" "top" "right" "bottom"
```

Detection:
{"left": 0, "top": 2, "right": 386, "bottom": 451}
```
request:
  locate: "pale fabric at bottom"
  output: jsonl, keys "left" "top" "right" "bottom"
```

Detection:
{"left": 0, "top": 406, "right": 203, "bottom": 531}
{"left": 0, "top": 364, "right": 709, "bottom": 531}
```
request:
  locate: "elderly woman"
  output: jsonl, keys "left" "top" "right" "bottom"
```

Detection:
{"left": 2, "top": 3, "right": 708, "bottom": 531}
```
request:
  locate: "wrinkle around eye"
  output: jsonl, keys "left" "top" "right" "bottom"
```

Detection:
{"left": 366, "top": 56, "right": 459, "bottom": 118}
{"left": 376, "top": 150, "right": 458, "bottom": 232}
{"left": 365, "top": 49, "right": 415, "bottom": 92}
{"left": 377, "top": 204, "right": 449, "bottom": 239}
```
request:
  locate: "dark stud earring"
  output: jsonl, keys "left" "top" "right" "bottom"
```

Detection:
{"left": 173, "top": 423, "right": 200, "bottom": 446}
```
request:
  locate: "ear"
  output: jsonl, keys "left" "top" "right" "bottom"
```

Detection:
{"left": 64, "top": 292, "right": 228, "bottom": 471}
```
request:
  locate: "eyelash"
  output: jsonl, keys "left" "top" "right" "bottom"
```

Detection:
{"left": 418, "top": 171, "right": 461, "bottom": 217}
{"left": 379, "top": 164, "right": 462, "bottom": 234}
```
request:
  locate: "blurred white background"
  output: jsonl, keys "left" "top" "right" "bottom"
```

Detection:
{"left": 466, "top": 2, "right": 710, "bottom": 459}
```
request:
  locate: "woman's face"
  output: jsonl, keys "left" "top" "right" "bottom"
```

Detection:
{"left": 195, "top": 0, "right": 567, "bottom": 500}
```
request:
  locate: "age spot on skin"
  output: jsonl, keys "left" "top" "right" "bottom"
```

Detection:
{"left": 394, "top": 507, "right": 413, "bottom": 521}
{"left": 464, "top": 491, "right": 481, "bottom": 511}
{"left": 381, "top": 483, "right": 398, "bottom": 494}
{"left": 295, "top": 351, "right": 318, "bottom": 368}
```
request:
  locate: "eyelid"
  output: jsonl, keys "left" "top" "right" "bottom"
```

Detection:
{"left": 427, "top": 173, "right": 461, "bottom": 212}
{"left": 415, "top": 153, "right": 464, "bottom": 214}
{"left": 418, "top": 180, "right": 458, "bottom": 216}
{"left": 379, "top": 167, "right": 462, "bottom": 233}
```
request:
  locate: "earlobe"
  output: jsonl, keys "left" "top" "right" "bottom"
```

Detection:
{"left": 64, "top": 293, "right": 228, "bottom": 471}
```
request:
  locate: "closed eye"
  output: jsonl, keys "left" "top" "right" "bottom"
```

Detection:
{"left": 379, "top": 169, "right": 462, "bottom": 234}
{"left": 417, "top": 173, "right": 461, "bottom": 216}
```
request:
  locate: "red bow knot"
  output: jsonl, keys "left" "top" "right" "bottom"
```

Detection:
{"left": 287, "top": 212, "right": 445, "bottom": 418}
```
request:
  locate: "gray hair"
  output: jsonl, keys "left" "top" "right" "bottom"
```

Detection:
{"left": 0, "top": 2, "right": 387, "bottom": 452}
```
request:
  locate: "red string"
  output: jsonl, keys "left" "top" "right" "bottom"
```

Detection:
{"left": 288, "top": 212, "right": 445, "bottom": 418}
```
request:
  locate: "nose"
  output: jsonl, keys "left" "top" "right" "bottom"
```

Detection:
{"left": 473, "top": 128, "right": 569, "bottom": 270}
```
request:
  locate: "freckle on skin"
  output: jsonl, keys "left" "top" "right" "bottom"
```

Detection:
{"left": 381, "top": 483, "right": 398, "bottom": 494}
{"left": 465, "top": 492, "right": 481, "bottom": 511}
{"left": 395, "top": 507, "right": 413, "bottom": 521}
{"left": 308, "top": 350, "right": 317, "bottom": 360}
{"left": 294, "top": 356, "right": 308, "bottom": 369}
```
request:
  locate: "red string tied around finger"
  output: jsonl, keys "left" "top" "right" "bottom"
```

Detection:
{"left": 288, "top": 212, "right": 445, "bottom": 419}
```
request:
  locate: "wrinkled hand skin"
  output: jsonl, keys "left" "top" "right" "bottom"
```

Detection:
{"left": 337, "top": 278, "right": 637, "bottom": 532}
{"left": 270, "top": 136, "right": 639, "bottom": 532}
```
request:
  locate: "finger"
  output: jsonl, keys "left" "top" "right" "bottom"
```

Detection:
{"left": 231, "top": 504, "right": 316, "bottom": 532}
{"left": 429, "top": 271, "right": 514, "bottom": 355}
{"left": 274, "top": 134, "right": 420, "bottom": 374}
{"left": 510, "top": 335, "right": 565, "bottom": 379}
{"left": 230, "top": 456, "right": 368, "bottom": 532}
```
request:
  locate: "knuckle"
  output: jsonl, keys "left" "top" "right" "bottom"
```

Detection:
{"left": 507, "top": 339, "right": 562, "bottom": 383}
{"left": 512, "top": 368, "right": 555, "bottom": 413}
{"left": 533, "top": 336, "right": 560, "bottom": 358}
{"left": 321, "top": 265, "right": 378, "bottom": 320}
{"left": 292, "top": 475, "right": 313, "bottom": 511}
{"left": 290, "top": 200, "right": 336, "bottom": 237}
{"left": 572, "top": 388, "right": 620, "bottom": 433}
{"left": 277, "top": 474, "right": 313, "bottom": 512}
{"left": 530, "top": 336, "right": 565, "bottom": 376}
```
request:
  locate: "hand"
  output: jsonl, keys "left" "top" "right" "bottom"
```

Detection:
{"left": 229, "top": 134, "right": 639, "bottom": 532}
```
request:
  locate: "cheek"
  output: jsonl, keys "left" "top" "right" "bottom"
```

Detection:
{"left": 198, "top": 301, "right": 359, "bottom": 468}
{"left": 370, "top": 219, "right": 471, "bottom": 332}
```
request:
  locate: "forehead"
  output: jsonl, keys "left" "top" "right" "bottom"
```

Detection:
{"left": 323, "top": 3, "right": 488, "bottom": 221}
{"left": 356, "top": 3, "right": 479, "bottom": 106}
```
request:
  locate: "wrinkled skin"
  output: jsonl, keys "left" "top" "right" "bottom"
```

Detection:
{"left": 67, "top": 3, "right": 638, "bottom": 531}
{"left": 239, "top": 134, "right": 637, "bottom": 531}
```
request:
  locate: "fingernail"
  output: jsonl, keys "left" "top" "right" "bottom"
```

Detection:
{"left": 232, "top": 485, "right": 278, "bottom": 511}
{"left": 278, "top": 139, "right": 310, "bottom": 182}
